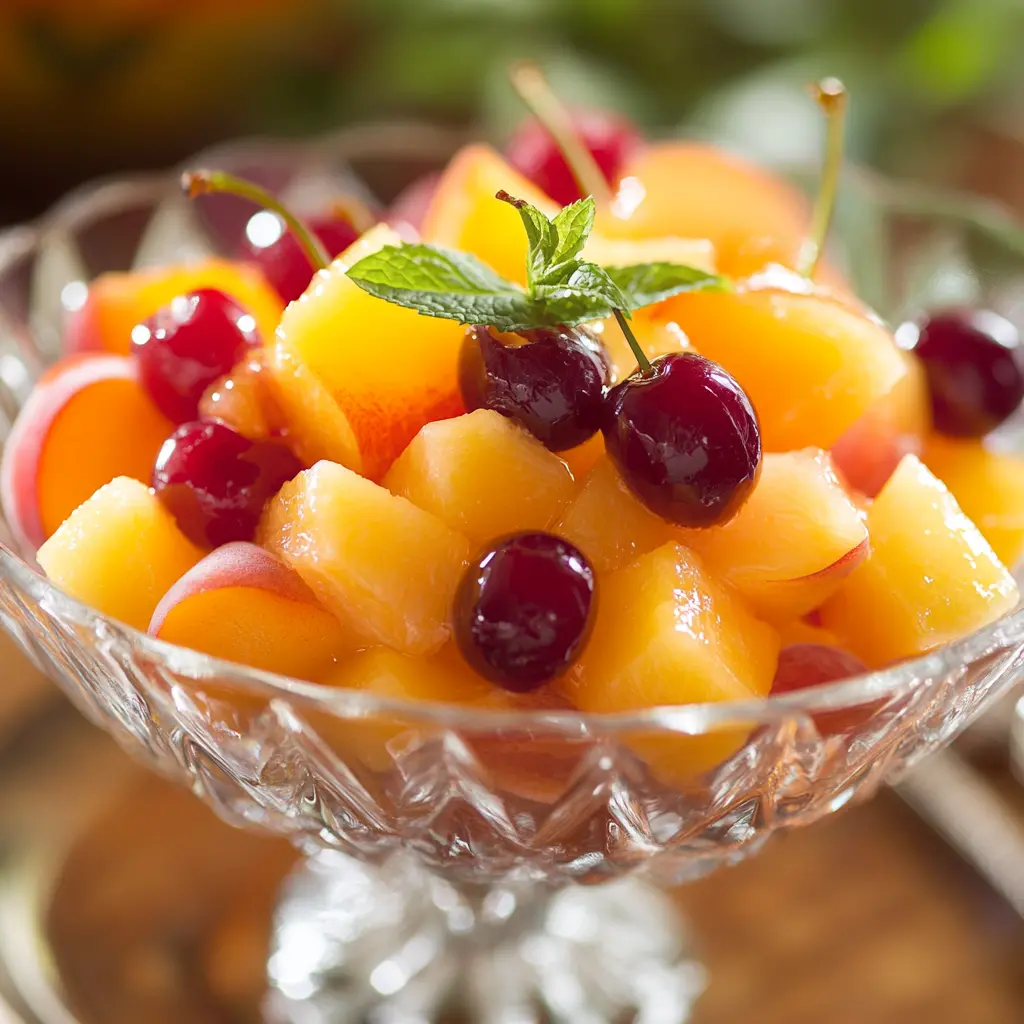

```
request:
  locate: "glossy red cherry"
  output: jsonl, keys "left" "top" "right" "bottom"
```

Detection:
{"left": 239, "top": 211, "right": 362, "bottom": 304}
{"left": 152, "top": 420, "right": 301, "bottom": 547}
{"left": 603, "top": 352, "right": 762, "bottom": 527}
{"left": 132, "top": 289, "right": 258, "bottom": 423}
{"left": 459, "top": 324, "right": 610, "bottom": 451}
{"left": 506, "top": 110, "right": 642, "bottom": 206}
{"left": 454, "top": 532, "right": 596, "bottom": 692}
{"left": 903, "top": 308, "right": 1024, "bottom": 437}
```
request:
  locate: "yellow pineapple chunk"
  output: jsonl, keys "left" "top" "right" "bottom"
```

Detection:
{"left": 565, "top": 541, "right": 779, "bottom": 784}
{"left": 37, "top": 476, "right": 206, "bottom": 631}
{"left": 821, "top": 455, "right": 1019, "bottom": 666}
{"left": 554, "top": 455, "right": 673, "bottom": 573}
{"left": 384, "top": 409, "right": 576, "bottom": 547}
{"left": 258, "top": 461, "right": 470, "bottom": 655}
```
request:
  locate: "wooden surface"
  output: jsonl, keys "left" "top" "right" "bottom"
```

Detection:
{"left": 27, "top": 726, "right": 1024, "bottom": 1024}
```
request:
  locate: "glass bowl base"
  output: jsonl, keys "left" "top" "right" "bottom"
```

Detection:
{"left": 265, "top": 850, "right": 706, "bottom": 1023}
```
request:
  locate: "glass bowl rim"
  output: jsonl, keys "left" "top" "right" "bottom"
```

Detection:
{"left": 2, "top": 121, "right": 1023, "bottom": 738}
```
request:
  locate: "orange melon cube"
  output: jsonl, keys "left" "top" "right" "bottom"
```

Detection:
{"left": 421, "top": 144, "right": 558, "bottom": 284}
{"left": 37, "top": 477, "right": 206, "bottom": 631}
{"left": 565, "top": 542, "right": 779, "bottom": 783}
{"left": 258, "top": 461, "right": 470, "bottom": 656}
{"left": 821, "top": 455, "right": 1019, "bottom": 667}
{"left": 560, "top": 433, "right": 605, "bottom": 481}
{"left": 268, "top": 225, "right": 466, "bottom": 480}
{"left": 923, "top": 435, "right": 1024, "bottom": 569}
{"left": 658, "top": 288, "right": 906, "bottom": 452}
{"left": 384, "top": 409, "right": 575, "bottom": 547}
{"left": 680, "top": 450, "right": 868, "bottom": 621}
{"left": 65, "top": 259, "right": 283, "bottom": 355}
{"left": 554, "top": 455, "right": 673, "bottom": 574}
{"left": 149, "top": 542, "right": 356, "bottom": 681}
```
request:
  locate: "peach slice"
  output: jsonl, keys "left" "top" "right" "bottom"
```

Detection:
{"left": 384, "top": 409, "right": 576, "bottom": 547}
{"left": 656, "top": 288, "right": 906, "bottom": 452}
{"left": 821, "top": 455, "right": 1019, "bottom": 667}
{"left": 565, "top": 541, "right": 779, "bottom": 784}
{"left": 258, "top": 460, "right": 470, "bottom": 656}
{"left": 1, "top": 353, "right": 174, "bottom": 551}
{"left": 554, "top": 454, "right": 674, "bottom": 574}
{"left": 37, "top": 476, "right": 205, "bottom": 631}
{"left": 149, "top": 542, "right": 355, "bottom": 681}
{"left": 831, "top": 350, "right": 931, "bottom": 497}
{"left": 65, "top": 259, "right": 283, "bottom": 356}
{"left": 596, "top": 142, "right": 809, "bottom": 278}
{"left": 922, "top": 435, "right": 1024, "bottom": 568}
{"left": 679, "top": 450, "right": 868, "bottom": 621}
{"left": 421, "top": 144, "right": 559, "bottom": 284}
{"left": 268, "top": 225, "right": 466, "bottom": 480}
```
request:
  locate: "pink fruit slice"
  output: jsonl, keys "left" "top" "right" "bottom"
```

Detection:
{"left": 149, "top": 542, "right": 356, "bottom": 681}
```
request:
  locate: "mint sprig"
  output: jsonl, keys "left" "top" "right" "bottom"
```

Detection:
{"left": 346, "top": 193, "right": 725, "bottom": 331}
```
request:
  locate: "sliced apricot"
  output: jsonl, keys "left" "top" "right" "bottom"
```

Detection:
{"left": 149, "top": 542, "right": 355, "bottom": 681}
{"left": 37, "top": 477, "right": 206, "bottom": 631}
{"left": 821, "top": 456, "right": 1019, "bottom": 666}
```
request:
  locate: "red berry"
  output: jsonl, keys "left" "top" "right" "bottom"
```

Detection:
{"left": 240, "top": 211, "right": 362, "bottom": 304}
{"left": 454, "top": 532, "right": 596, "bottom": 692}
{"left": 132, "top": 289, "right": 258, "bottom": 423}
{"left": 603, "top": 352, "right": 761, "bottom": 527}
{"left": 506, "top": 110, "right": 642, "bottom": 206}
{"left": 771, "top": 643, "right": 875, "bottom": 735}
{"left": 152, "top": 420, "right": 301, "bottom": 547}
{"left": 459, "top": 325, "right": 610, "bottom": 451}
{"left": 906, "top": 308, "right": 1024, "bottom": 437}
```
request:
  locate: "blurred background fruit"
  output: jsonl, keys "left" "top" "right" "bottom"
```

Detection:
{"left": 3, "top": 0, "right": 1024, "bottom": 224}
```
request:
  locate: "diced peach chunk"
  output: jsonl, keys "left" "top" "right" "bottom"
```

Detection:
{"left": 384, "top": 409, "right": 575, "bottom": 547}
{"left": 596, "top": 142, "right": 809, "bottom": 279}
{"left": 37, "top": 477, "right": 205, "bottom": 631}
{"left": 149, "top": 542, "right": 355, "bottom": 680}
{"left": 1, "top": 354, "right": 174, "bottom": 551}
{"left": 821, "top": 456, "right": 1019, "bottom": 667}
{"left": 565, "top": 542, "right": 779, "bottom": 783}
{"left": 777, "top": 619, "right": 844, "bottom": 649}
{"left": 65, "top": 259, "right": 283, "bottom": 355}
{"left": 421, "top": 144, "right": 558, "bottom": 284}
{"left": 680, "top": 450, "right": 868, "bottom": 621}
{"left": 923, "top": 435, "right": 1024, "bottom": 569}
{"left": 560, "top": 434, "right": 605, "bottom": 481}
{"left": 657, "top": 289, "right": 907, "bottom": 451}
{"left": 831, "top": 350, "right": 931, "bottom": 497}
{"left": 268, "top": 225, "right": 465, "bottom": 480}
{"left": 198, "top": 350, "right": 286, "bottom": 442}
{"left": 554, "top": 455, "right": 673, "bottom": 574}
{"left": 258, "top": 461, "right": 470, "bottom": 655}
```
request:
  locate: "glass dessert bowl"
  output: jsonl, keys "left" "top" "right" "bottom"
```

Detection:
{"left": 1, "top": 122, "right": 1024, "bottom": 1024}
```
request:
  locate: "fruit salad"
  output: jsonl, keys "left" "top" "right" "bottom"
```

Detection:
{"left": 4, "top": 72, "right": 1023, "bottom": 785}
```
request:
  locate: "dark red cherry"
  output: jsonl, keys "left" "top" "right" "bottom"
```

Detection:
{"left": 239, "top": 211, "right": 362, "bottom": 304}
{"left": 454, "top": 532, "right": 596, "bottom": 692}
{"left": 459, "top": 324, "right": 610, "bottom": 451}
{"left": 904, "top": 308, "right": 1024, "bottom": 437}
{"left": 132, "top": 289, "right": 258, "bottom": 422}
{"left": 506, "top": 110, "right": 642, "bottom": 206}
{"left": 603, "top": 352, "right": 761, "bottom": 527}
{"left": 152, "top": 420, "right": 301, "bottom": 547}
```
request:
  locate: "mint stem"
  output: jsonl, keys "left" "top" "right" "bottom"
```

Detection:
{"left": 509, "top": 62, "right": 612, "bottom": 205}
{"left": 182, "top": 170, "right": 331, "bottom": 272}
{"left": 797, "top": 77, "right": 847, "bottom": 279}
{"left": 613, "top": 308, "right": 651, "bottom": 374}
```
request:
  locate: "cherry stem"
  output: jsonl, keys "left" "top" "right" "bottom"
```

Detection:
{"left": 613, "top": 308, "right": 651, "bottom": 374}
{"left": 182, "top": 170, "right": 330, "bottom": 272}
{"left": 797, "top": 77, "right": 848, "bottom": 279}
{"left": 509, "top": 62, "right": 612, "bottom": 205}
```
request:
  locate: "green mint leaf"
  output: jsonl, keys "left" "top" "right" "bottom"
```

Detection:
{"left": 496, "top": 190, "right": 556, "bottom": 288}
{"left": 346, "top": 243, "right": 534, "bottom": 329}
{"left": 533, "top": 263, "right": 633, "bottom": 326}
{"left": 605, "top": 263, "right": 727, "bottom": 310}
{"left": 550, "top": 197, "right": 596, "bottom": 266}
